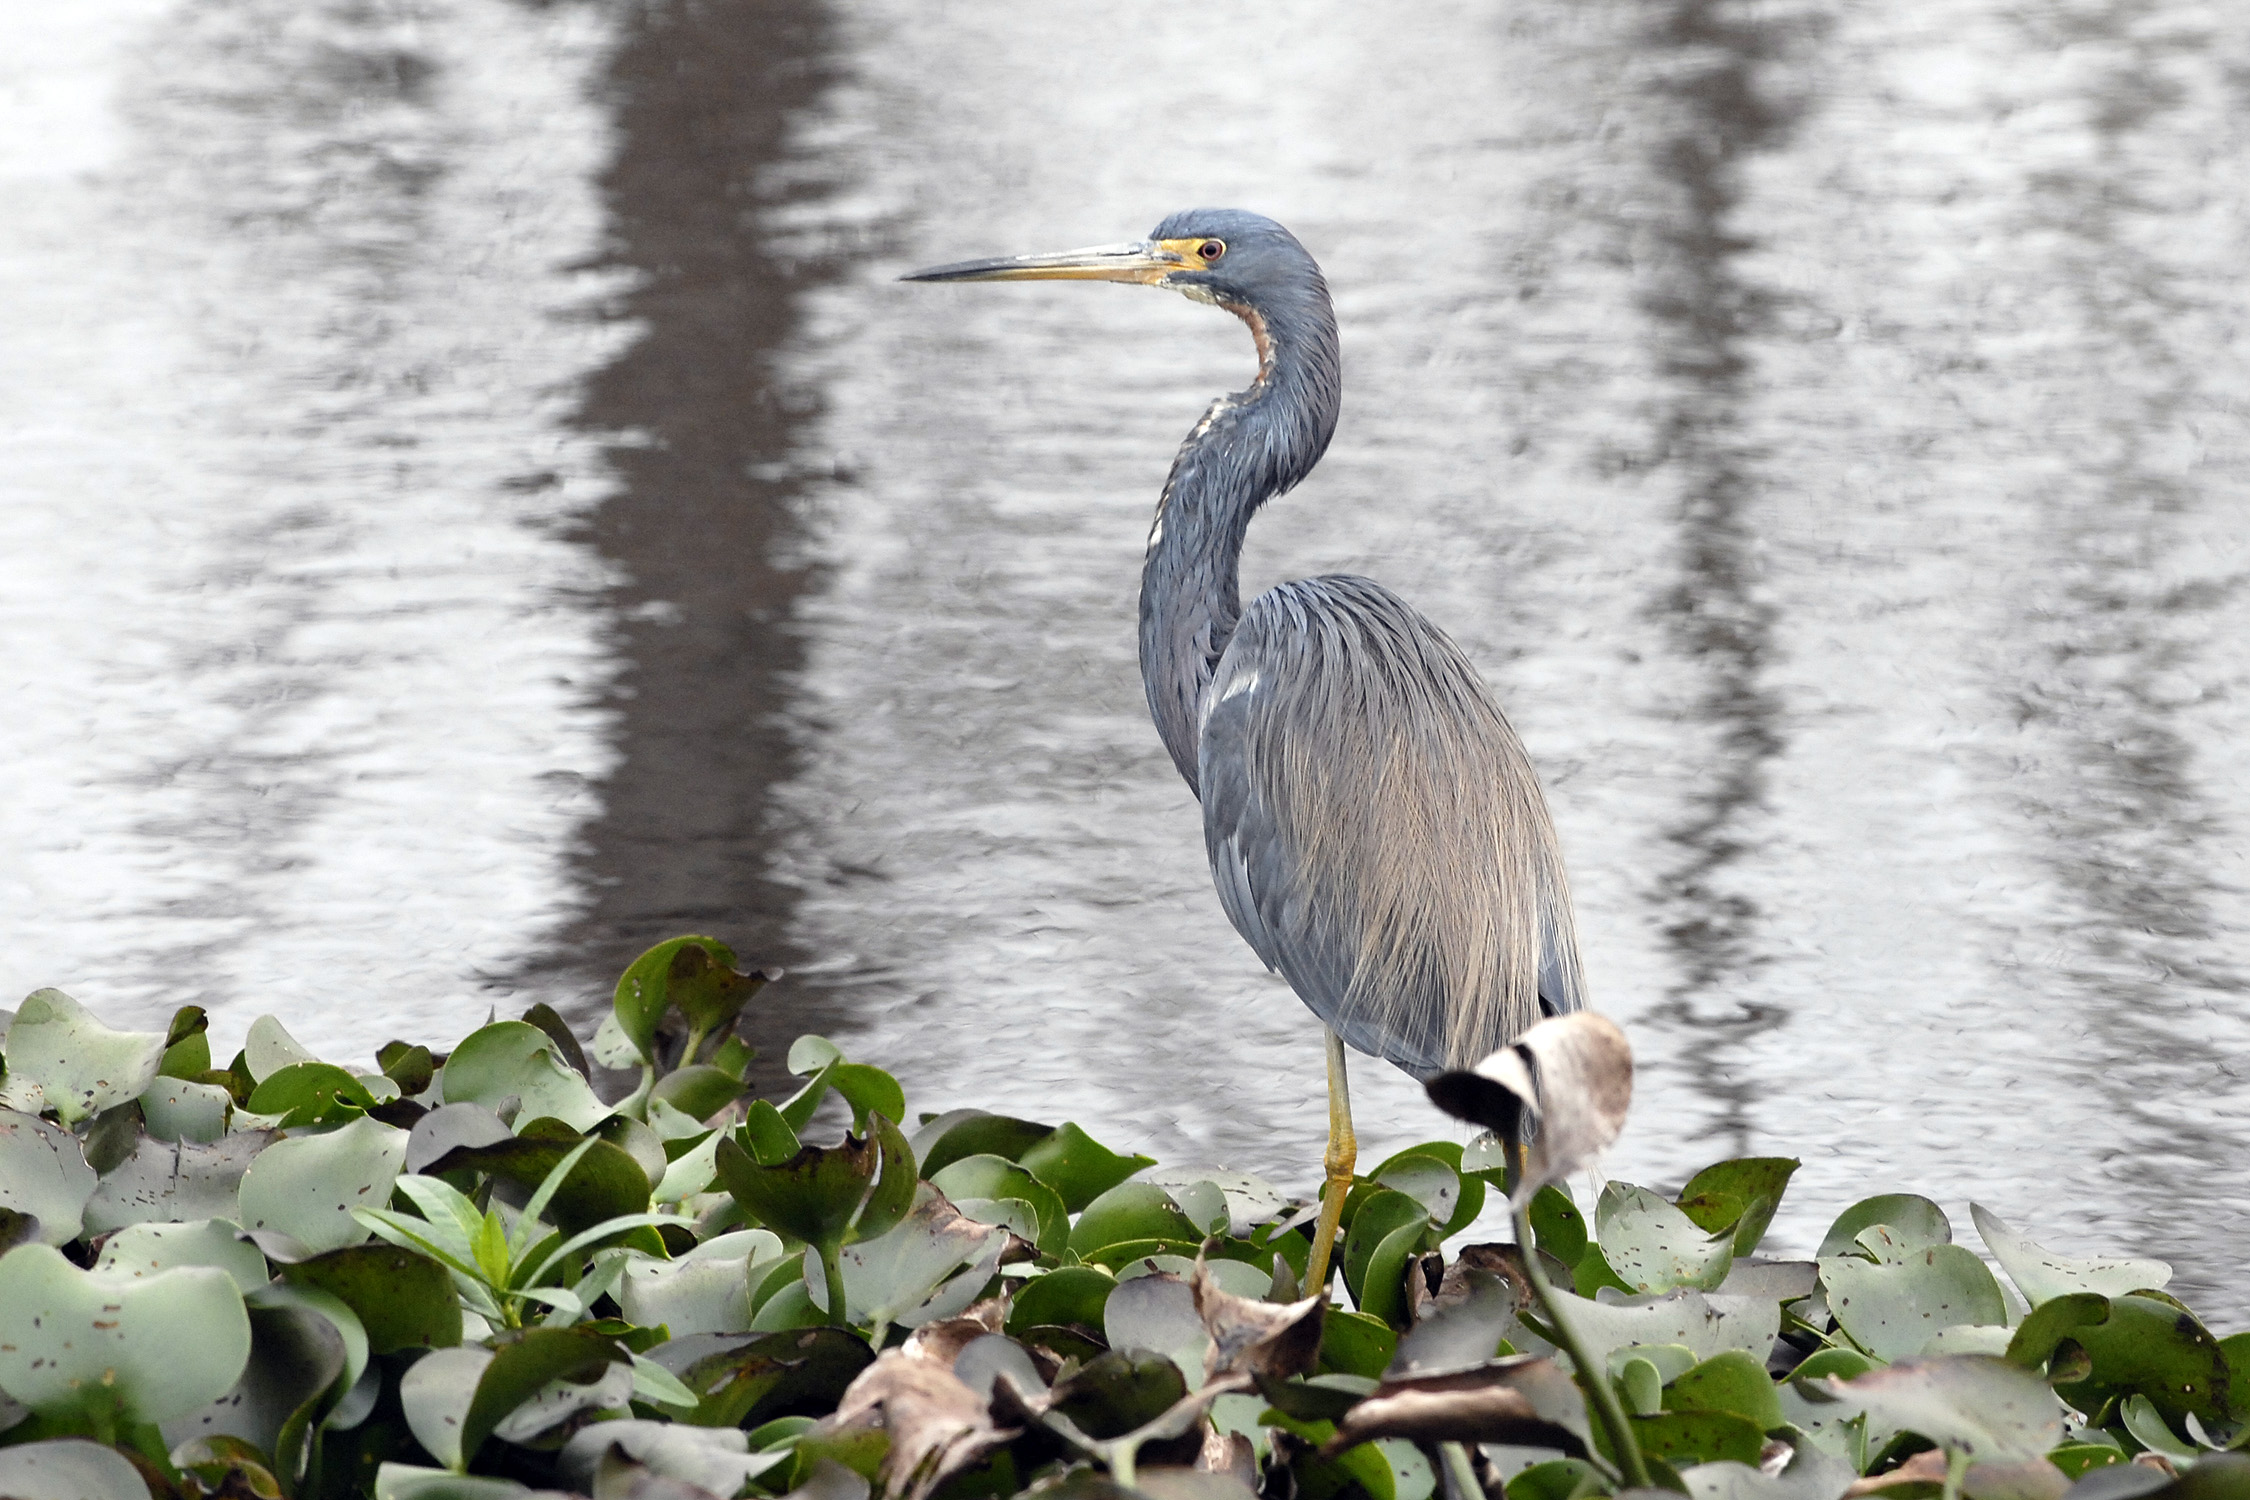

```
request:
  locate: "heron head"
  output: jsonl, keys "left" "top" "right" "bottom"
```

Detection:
{"left": 901, "top": 208, "right": 1324, "bottom": 320}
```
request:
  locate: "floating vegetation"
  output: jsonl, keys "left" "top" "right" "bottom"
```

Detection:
{"left": 0, "top": 936, "right": 2242, "bottom": 1500}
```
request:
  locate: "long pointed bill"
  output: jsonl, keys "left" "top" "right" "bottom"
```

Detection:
{"left": 901, "top": 239, "right": 1189, "bottom": 285}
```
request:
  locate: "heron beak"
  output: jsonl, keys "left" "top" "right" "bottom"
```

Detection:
{"left": 901, "top": 239, "right": 1190, "bottom": 285}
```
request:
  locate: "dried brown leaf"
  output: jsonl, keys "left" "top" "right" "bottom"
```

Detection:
{"left": 1423, "top": 1012, "right": 1632, "bottom": 1205}
{"left": 1320, "top": 1357, "right": 1590, "bottom": 1458}
{"left": 825, "top": 1348, "right": 1021, "bottom": 1500}
{"left": 1189, "top": 1250, "right": 1324, "bottom": 1381}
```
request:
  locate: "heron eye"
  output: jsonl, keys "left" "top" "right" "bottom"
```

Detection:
{"left": 1198, "top": 240, "right": 1226, "bottom": 261}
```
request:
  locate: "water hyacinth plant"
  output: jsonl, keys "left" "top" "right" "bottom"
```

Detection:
{"left": 0, "top": 937, "right": 2242, "bottom": 1500}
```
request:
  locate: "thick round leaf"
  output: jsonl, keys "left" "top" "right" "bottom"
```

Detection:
{"left": 1140, "top": 1167, "right": 1289, "bottom": 1237}
{"left": 1820, "top": 1355, "right": 2062, "bottom": 1462}
{"left": 0, "top": 1107, "right": 97, "bottom": 1246}
{"left": 279, "top": 1242, "right": 463, "bottom": 1353}
{"left": 95, "top": 1217, "right": 268, "bottom": 1292}
{"left": 405, "top": 1102, "right": 512, "bottom": 1174}
{"left": 1530, "top": 1185, "right": 1589, "bottom": 1266}
{"left": 1320, "top": 1308, "right": 1400, "bottom": 1379}
{"left": 2007, "top": 1293, "right": 2110, "bottom": 1370}
{"left": 465, "top": 1329, "right": 630, "bottom": 1455}
{"left": 237, "top": 1114, "right": 408, "bottom": 1254}
{"left": 1665, "top": 1350, "right": 1784, "bottom": 1430}
{"left": 1623, "top": 1409, "right": 1767, "bottom": 1468}
{"left": 1070, "top": 1180, "right": 1200, "bottom": 1257}
{"left": 1374, "top": 1155, "right": 1462, "bottom": 1232}
{"left": 1052, "top": 1348, "right": 1191, "bottom": 1438}
{"left": 1007, "top": 1264, "right": 1117, "bottom": 1335}
{"left": 1817, "top": 1195, "right": 1950, "bottom": 1259}
{"left": 244, "top": 1016, "right": 317, "bottom": 1082}
{"left": 423, "top": 1133, "right": 650, "bottom": 1237}
{"left": 1679, "top": 1443, "right": 1856, "bottom": 1500}
{"left": 140, "top": 1077, "right": 234, "bottom": 1144}
{"left": 439, "top": 1022, "right": 607, "bottom": 1132}
{"left": 622, "top": 1245, "right": 768, "bottom": 1337}
{"left": 0, "top": 989, "right": 166, "bottom": 1124}
{"left": 400, "top": 1346, "right": 492, "bottom": 1470}
{"left": 652, "top": 1064, "right": 747, "bottom": 1122}
{"left": 932, "top": 1154, "right": 1067, "bottom": 1253}
{"left": 1020, "top": 1123, "right": 1156, "bottom": 1212}
{"left": 613, "top": 936, "right": 766, "bottom": 1065}
{"left": 247, "top": 1063, "right": 378, "bottom": 1128}
{"left": 83, "top": 1130, "right": 273, "bottom": 1233}
{"left": 1549, "top": 1288, "right": 1782, "bottom": 1377}
{"left": 2054, "top": 1294, "right": 2232, "bottom": 1435}
{"left": 1675, "top": 1159, "right": 1800, "bottom": 1256}
{"left": 1600, "top": 1183, "right": 1736, "bottom": 1294}
{"left": 1106, "top": 1273, "right": 1210, "bottom": 1386}
{"left": 911, "top": 1110, "right": 1055, "bottom": 1178}
{"left": 837, "top": 1187, "right": 1005, "bottom": 1327}
{"left": 0, "top": 1439, "right": 155, "bottom": 1500}
{"left": 1819, "top": 1246, "right": 2006, "bottom": 1363}
{"left": 1340, "top": 1189, "right": 1431, "bottom": 1314}
{"left": 645, "top": 1326, "right": 875, "bottom": 1430}
{"left": 716, "top": 1133, "right": 876, "bottom": 1248}
{"left": 0, "top": 1244, "right": 251, "bottom": 1424}
{"left": 161, "top": 1289, "right": 356, "bottom": 1480}
{"left": 1972, "top": 1206, "right": 2172, "bottom": 1306}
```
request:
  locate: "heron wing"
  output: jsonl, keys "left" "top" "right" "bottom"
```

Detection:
{"left": 1199, "top": 576, "right": 1583, "bottom": 1080}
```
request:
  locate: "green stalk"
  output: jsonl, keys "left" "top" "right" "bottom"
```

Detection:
{"left": 817, "top": 1237, "right": 849, "bottom": 1327}
{"left": 1506, "top": 1144, "right": 1650, "bottom": 1491}
{"left": 1437, "top": 1441, "right": 1481, "bottom": 1500}
{"left": 1109, "top": 1437, "right": 1139, "bottom": 1491}
{"left": 1940, "top": 1447, "right": 1969, "bottom": 1500}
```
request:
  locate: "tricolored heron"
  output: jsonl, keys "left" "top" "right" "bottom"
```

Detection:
{"left": 906, "top": 210, "right": 1584, "bottom": 1293}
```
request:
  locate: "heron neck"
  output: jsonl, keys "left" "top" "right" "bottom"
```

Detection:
{"left": 1138, "top": 293, "right": 1340, "bottom": 793}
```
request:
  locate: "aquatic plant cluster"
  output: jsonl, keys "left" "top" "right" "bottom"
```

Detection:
{"left": 0, "top": 938, "right": 2242, "bottom": 1500}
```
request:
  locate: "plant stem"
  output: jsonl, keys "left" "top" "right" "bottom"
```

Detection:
{"left": 1940, "top": 1447, "right": 1969, "bottom": 1500}
{"left": 1508, "top": 1195, "right": 1651, "bottom": 1490}
{"left": 1109, "top": 1437, "right": 1138, "bottom": 1490}
{"left": 817, "top": 1238, "right": 849, "bottom": 1327}
{"left": 1438, "top": 1440, "right": 1482, "bottom": 1500}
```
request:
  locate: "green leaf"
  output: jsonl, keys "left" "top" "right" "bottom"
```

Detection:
{"left": 244, "top": 1015, "right": 317, "bottom": 1082}
{"left": 459, "top": 1327, "right": 628, "bottom": 1466}
{"left": 1675, "top": 1158, "right": 1799, "bottom": 1256}
{"left": 377, "top": 1041, "right": 436, "bottom": 1095}
{"left": 167, "top": 1288, "right": 357, "bottom": 1483}
{"left": 1070, "top": 1180, "right": 1201, "bottom": 1258}
{"left": 831, "top": 1064, "right": 908, "bottom": 1135}
{"left": 0, "top": 1243, "right": 252, "bottom": 1426}
{"left": 1050, "top": 1348, "right": 1190, "bottom": 1438}
{"left": 1370, "top": 1152, "right": 1463, "bottom": 1232}
{"left": 1505, "top": 1459, "right": 1604, "bottom": 1500}
{"left": 741, "top": 1099, "right": 804, "bottom": 1165}
{"left": 398, "top": 1347, "right": 492, "bottom": 1470}
{"left": 1818, "top": 1354, "right": 2062, "bottom": 1462}
{"left": 1664, "top": 1349, "right": 1784, "bottom": 1429}
{"left": 237, "top": 1114, "right": 409, "bottom": 1255}
{"left": 1619, "top": 1408, "right": 1767, "bottom": 1468}
{"left": 0, "top": 1439, "right": 162, "bottom": 1500}
{"left": 1319, "top": 1308, "right": 1399, "bottom": 1379}
{"left": 94, "top": 1217, "right": 268, "bottom": 1292}
{"left": 1529, "top": 1286, "right": 1780, "bottom": 1377}
{"left": 1529, "top": 1185, "right": 1588, "bottom": 1266}
{"left": 851, "top": 1113, "right": 919, "bottom": 1245}
{"left": 422, "top": 1134, "right": 651, "bottom": 1241}
{"left": 280, "top": 1243, "right": 464, "bottom": 1353}
{"left": 159, "top": 1006, "right": 212, "bottom": 1079}
{"left": 2045, "top": 1444, "right": 2129, "bottom": 1480}
{"left": 2054, "top": 1292, "right": 2232, "bottom": 1435}
{"left": 246, "top": 1061, "right": 378, "bottom": 1127}
{"left": 1598, "top": 1182, "right": 1736, "bottom": 1294}
{"left": 643, "top": 1326, "right": 874, "bottom": 1430}
{"left": 1005, "top": 1264, "right": 1118, "bottom": 1335}
{"left": 837, "top": 1186, "right": 1005, "bottom": 1326}
{"left": 714, "top": 1133, "right": 877, "bottom": 1249}
{"left": 2005, "top": 1292, "right": 2109, "bottom": 1370}
{"left": 1356, "top": 1216, "right": 1432, "bottom": 1329}
{"left": 139, "top": 1077, "right": 234, "bottom": 1144}
{"left": 1020, "top": 1122, "right": 1156, "bottom": 1212}
{"left": 0, "top": 989, "right": 166, "bottom": 1124}
{"left": 613, "top": 936, "right": 761, "bottom": 1065}
{"left": 0, "top": 1107, "right": 98, "bottom": 1246}
{"left": 438, "top": 1021, "right": 607, "bottom": 1132}
{"left": 1818, "top": 1245, "right": 2007, "bottom": 1362}
{"left": 1816, "top": 1194, "right": 1950, "bottom": 1259}
{"left": 911, "top": 1110, "right": 1055, "bottom": 1178}
{"left": 651, "top": 1064, "right": 746, "bottom": 1122}
{"left": 1971, "top": 1205, "right": 2172, "bottom": 1306}
{"left": 933, "top": 1154, "right": 1067, "bottom": 1254}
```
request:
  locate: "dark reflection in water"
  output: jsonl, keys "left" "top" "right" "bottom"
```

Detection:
{"left": 533, "top": 0, "right": 847, "bottom": 1082}
{"left": 1636, "top": 0, "right": 1809, "bottom": 1150}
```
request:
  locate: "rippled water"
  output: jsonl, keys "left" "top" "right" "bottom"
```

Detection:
{"left": 4, "top": 0, "right": 2246, "bottom": 1318}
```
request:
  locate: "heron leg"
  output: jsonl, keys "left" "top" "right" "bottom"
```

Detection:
{"left": 1303, "top": 1028, "right": 1357, "bottom": 1297}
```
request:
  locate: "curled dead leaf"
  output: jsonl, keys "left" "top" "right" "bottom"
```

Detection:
{"left": 1423, "top": 1012, "right": 1632, "bottom": 1205}
{"left": 1319, "top": 1356, "right": 1590, "bottom": 1458}
{"left": 1190, "top": 1248, "right": 1324, "bottom": 1381}
{"left": 823, "top": 1347, "right": 1021, "bottom": 1500}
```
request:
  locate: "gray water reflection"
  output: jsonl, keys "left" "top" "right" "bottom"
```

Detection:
{"left": 3, "top": 0, "right": 2246, "bottom": 1321}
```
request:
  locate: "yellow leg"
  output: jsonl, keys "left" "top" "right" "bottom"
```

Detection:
{"left": 1303, "top": 1028, "right": 1358, "bottom": 1297}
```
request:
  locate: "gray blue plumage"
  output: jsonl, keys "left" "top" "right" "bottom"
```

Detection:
{"left": 1133, "top": 211, "right": 1585, "bottom": 1079}
{"left": 909, "top": 208, "right": 1585, "bottom": 1081}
